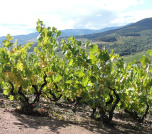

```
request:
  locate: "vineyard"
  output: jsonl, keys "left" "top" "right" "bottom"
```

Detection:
{"left": 0, "top": 20, "right": 152, "bottom": 129}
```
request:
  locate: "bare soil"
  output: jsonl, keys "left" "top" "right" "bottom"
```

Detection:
{"left": 0, "top": 95, "right": 152, "bottom": 134}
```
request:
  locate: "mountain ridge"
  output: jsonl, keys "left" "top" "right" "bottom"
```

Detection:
{"left": 77, "top": 17, "right": 152, "bottom": 56}
{"left": 0, "top": 25, "right": 129, "bottom": 46}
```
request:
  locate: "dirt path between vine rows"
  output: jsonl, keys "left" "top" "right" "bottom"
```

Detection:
{"left": 0, "top": 96, "right": 152, "bottom": 134}
{"left": 0, "top": 107, "right": 114, "bottom": 134}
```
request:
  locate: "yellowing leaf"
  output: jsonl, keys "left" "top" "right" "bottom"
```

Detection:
{"left": 8, "top": 95, "right": 14, "bottom": 100}
{"left": 3, "top": 90, "right": 9, "bottom": 95}
{"left": 17, "top": 62, "right": 23, "bottom": 71}
{"left": 34, "top": 47, "right": 40, "bottom": 54}
{"left": 75, "top": 70, "right": 84, "bottom": 77}
{"left": 47, "top": 83, "right": 53, "bottom": 89}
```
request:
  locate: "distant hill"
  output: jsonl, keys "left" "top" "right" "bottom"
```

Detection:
{"left": 0, "top": 26, "right": 123, "bottom": 47}
{"left": 0, "top": 32, "right": 39, "bottom": 46}
{"left": 60, "top": 27, "right": 122, "bottom": 37}
{"left": 76, "top": 17, "right": 152, "bottom": 56}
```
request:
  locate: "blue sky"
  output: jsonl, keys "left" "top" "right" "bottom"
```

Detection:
{"left": 0, "top": 0, "right": 152, "bottom": 37}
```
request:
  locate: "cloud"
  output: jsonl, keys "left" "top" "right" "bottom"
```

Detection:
{"left": 0, "top": 24, "right": 35, "bottom": 36}
{"left": 111, "top": 9, "right": 152, "bottom": 26}
{"left": 0, "top": 0, "right": 151, "bottom": 36}
{"left": 72, "top": 10, "right": 118, "bottom": 29}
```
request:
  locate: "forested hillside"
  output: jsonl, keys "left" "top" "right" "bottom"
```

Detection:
{"left": 76, "top": 17, "right": 152, "bottom": 56}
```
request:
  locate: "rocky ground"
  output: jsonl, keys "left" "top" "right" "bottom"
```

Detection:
{"left": 0, "top": 95, "right": 152, "bottom": 134}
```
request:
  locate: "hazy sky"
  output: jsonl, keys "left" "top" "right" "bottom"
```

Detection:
{"left": 0, "top": 0, "right": 152, "bottom": 37}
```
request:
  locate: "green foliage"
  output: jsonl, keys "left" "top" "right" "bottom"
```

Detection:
{"left": 0, "top": 20, "right": 152, "bottom": 124}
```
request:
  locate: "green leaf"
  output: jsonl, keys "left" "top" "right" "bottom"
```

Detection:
{"left": 36, "top": 26, "right": 42, "bottom": 33}
{"left": 38, "top": 37, "right": 43, "bottom": 42}
{"left": 116, "top": 58, "right": 124, "bottom": 69}
{"left": 54, "top": 75, "right": 62, "bottom": 82}
{"left": 139, "top": 56, "right": 149, "bottom": 68}
{"left": 37, "top": 19, "right": 43, "bottom": 26}
{"left": 34, "top": 47, "right": 40, "bottom": 54}
{"left": 66, "top": 80, "right": 72, "bottom": 84}
{"left": 82, "top": 76, "right": 89, "bottom": 86}
{"left": 6, "top": 34, "right": 13, "bottom": 41}
{"left": 68, "top": 59, "right": 73, "bottom": 65}
{"left": 8, "top": 95, "right": 14, "bottom": 101}
{"left": 90, "top": 76, "right": 96, "bottom": 83}
{"left": 90, "top": 53, "right": 97, "bottom": 63}
{"left": 16, "top": 62, "right": 23, "bottom": 71}
{"left": 21, "top": 80, "right": 29, "bottom": 89}
{"left": 148, "top": 49, "right": 152, "bottom": 56}
{"left": 57, "top": 31, "right": 61, "bottom": 37}
{"left": 90, "top": 44, "right": 98, "bottom": 53}
{"left": 3, "top": 90, "right": 9, "bottom": 95}
{"left": 98, "top": 49, "right": 110, "bottom": 61}
{"left": 75, "top": 70, "right": 84, "bottom": 77}
{"left": 3, "top": 40, "right": 13, "bottom": 48}
{"left": 37, "top": 19, "right": 41, "bottom": 26}
{"left": 47, "top": 27, "right": 51, "bottom": 31}
{"left": 47, "top": 31, "right": 52, "bottom": 37}
{"left": 42, "top": 27, "right": 47, "bottom": 36}
{"left": 111, "top": 49, "right": 114, "bottom": 54}
{"left": 77, "top": 41, "right": 82, "bottom": 46}
{"left": 150, "top": 68, "right": 152, "bottom": 73}
{"left": 86, "top": 41, "right": 90, "bottom": 47}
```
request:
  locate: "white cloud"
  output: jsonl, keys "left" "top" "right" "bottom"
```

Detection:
{"left": 0, "top": 0, "right": 151, "bottom": 36}
{"left": 0, "top": 24, "right": 35, "bottom": 37}
{"left": 139, "top": 0, "right": 144, "bottom": 4}
{"left": 111, "top": 10, "right": 152, "bottom": 26}
{"left": 100, "top": 0, "right": 138, "bottom": 10}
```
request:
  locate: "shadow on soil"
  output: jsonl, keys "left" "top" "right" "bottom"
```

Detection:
{"left": 10, "top": 110, "right": 152, "bottom": 134}
{"left": 1, "top": 94, "right": 151, "bottom": 134}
